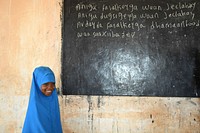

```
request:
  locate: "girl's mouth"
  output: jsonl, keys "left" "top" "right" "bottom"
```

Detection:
{"left": 46, "top": 90, "right": 52, "bottom": 93}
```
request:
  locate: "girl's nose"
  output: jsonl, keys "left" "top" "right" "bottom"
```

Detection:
{"left": 47, "top": 83, "right": 55, "bottom": 90}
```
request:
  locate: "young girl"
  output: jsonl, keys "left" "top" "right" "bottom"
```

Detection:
{"left": 22, "top": 66, "right": 62, "bottom": 133}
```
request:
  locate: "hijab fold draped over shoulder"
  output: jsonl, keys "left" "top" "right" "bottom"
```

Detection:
{"left": 22, "top": 66, "right": 62, "bottom": 133}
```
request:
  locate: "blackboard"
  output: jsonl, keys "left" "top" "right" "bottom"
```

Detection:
{"left": 62, "top": 0, "right": 200, "bottom": 97}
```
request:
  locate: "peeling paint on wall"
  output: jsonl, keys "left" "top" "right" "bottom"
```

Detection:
{"left": 62, "top": 96, "right": 200, "bottom": 133}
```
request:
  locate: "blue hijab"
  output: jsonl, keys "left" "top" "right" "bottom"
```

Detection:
{"left": 22, "top": 66, "right": 62, "bottom": 133}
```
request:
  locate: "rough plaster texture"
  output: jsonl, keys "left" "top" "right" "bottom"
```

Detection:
{"left": 0, "top": 0, "right": 200, "bottom": 133}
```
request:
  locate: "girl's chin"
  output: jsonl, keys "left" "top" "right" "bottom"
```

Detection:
{"left": 45, "top": 92, "right": 52, "bottom": 96}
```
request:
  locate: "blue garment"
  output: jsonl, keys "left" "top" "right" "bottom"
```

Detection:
{"left": 22, "top": 66, "right": 62, "bottom": 133}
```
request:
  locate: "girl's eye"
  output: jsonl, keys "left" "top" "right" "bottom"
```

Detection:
{"left": 43, "top": 83, "right": 48, "bottom": 86}
{"left": 42, "top": 82, "right": 55, "bottom": 88}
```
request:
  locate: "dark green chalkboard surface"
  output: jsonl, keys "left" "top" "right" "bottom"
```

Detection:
{"left": 62, "top": 0, "right": 200, "bottom": 97}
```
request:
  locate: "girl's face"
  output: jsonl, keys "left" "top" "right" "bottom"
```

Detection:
{"left": 41, "top": 82, "right": 55, "bottom": 96}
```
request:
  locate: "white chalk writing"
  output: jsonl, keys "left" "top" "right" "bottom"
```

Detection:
{"left": 73, "top": 1, "right": 199, "bottom": 38}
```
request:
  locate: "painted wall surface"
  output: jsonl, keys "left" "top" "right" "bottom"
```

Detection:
{"left": 0, "top": 0, "right": 200, "bottom": 133}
